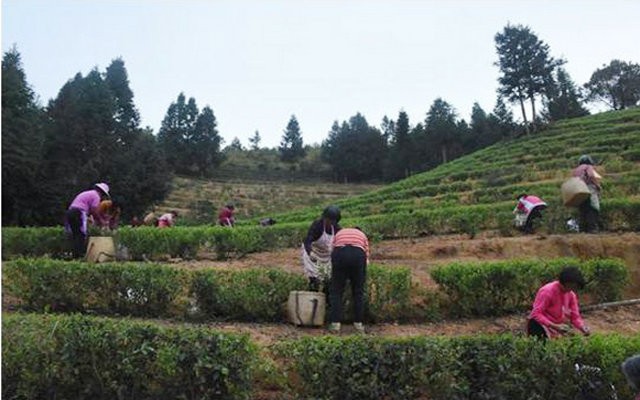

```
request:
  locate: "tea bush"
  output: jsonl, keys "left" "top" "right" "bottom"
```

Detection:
{"left": 3, "top": 259, "right": 413, "bottom": 322}
{"left": 274, "top": 333, "right": 640, "bottom": 400}
{"left": 2, "top": 313, "right": 257, "bottom": 400}
{"left": 431, "top": 258, "right": 628, "bottom": 316}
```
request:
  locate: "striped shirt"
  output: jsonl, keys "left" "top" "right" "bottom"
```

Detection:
{"left": 333, "top": 228, "right": 369, "bottom": 260}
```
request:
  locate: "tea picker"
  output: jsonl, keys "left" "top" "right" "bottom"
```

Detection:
{"left": 289, "top": 206, "right": 341, "bottom": 328}
{"left": 64, "top": 182, "right": 112, "bottom": 259}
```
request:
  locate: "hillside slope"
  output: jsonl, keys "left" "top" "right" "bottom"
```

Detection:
{"left": 264, "top": 108, "right": 640, "bottom": 234}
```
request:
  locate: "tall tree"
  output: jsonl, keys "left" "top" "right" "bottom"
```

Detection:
{"left": 425, "top": 98, "right": 459, "bottom": 164}
{"left": 279, "top": 115, "right": 306, "bottom": 162}
{"left": 158, "top": 93, "right": 199, "bottom": 172}
{"left": 249, "top": 130, "right": 262, "bottom": 150}
{"left": 321, "top": 113, "right": 387, "bottom": 182}
{"left": 2, "top": 47, "right": 45, "bottom": 225}
{"left": 385, "top": 111, "right": 413, "bottom": 180}
{"left": 584, "top": 60, "right": 640, "bottom": 110}
{"left": 104, "top": 58, "right": 140, "bottom": 132}
{"left": 546, "top": 67, "right": 589, "bottom": 121}
{"left": 495, "top": 24, "right": 563, "bottom": 133}
{"left": 42, "top": 60, "right": 170, "bottom": 223}
{"left": 190, "top": 106, "right": 223, "bottom": 175}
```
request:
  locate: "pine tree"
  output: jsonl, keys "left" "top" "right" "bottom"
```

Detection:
{"left": 1, "top": 47, "right": 45, "bottom": 225}
{"left": 279, "top": 115, "right": 306, "bottom": 162}
{"left": 546, "top": 68, "right": 589, "bottom": 120}
{"left": 249, "top": 130, "right": 261, "bottom": 151}
{"left": 191, "top": 106, "right": 223, "bottom": 175}
{"left": 495, "top": 24, "right": 563, "bottom": 133}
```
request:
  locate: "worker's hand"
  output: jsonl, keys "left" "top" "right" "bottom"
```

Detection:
{"left": 551, "top": 323, "right": 571, "bottom": 334}
{"left": 581, "top": 326, "right": 591, "bottom": 336}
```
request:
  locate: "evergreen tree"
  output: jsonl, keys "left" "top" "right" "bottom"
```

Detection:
{"left": 469, "top": 102, "right": 491, "bottom": 150}
{"left": 321, "top": 113, "right": 387, "bottom": 182}
{"left": 229, "top": 137, "right": 244, "bottom": 151}
{"left": 490, "top": 96, "right": 517, "bottom": 138}
{"left": 42, "top": 61, "right": 170, "bottom": 224}
{"left": 105, "top": 58, "right": 140, "bottom": 133}
{"left": 1, "top": 47, "right": 45, "bottom": 225}
{"left": 425, "top": 98, "right": 459, "bottom": 164}
{"left": 249, "top": 130, "right": 261, "bottom": 150}
{"left": 495, "top": 24, "right": 563, "bottom": 133}
{"left": 190, "top": 106, "right": 223, "bottom": 175}
{"left": 546, "top": 67, "right": 589, "bottom": 121}
{"left": 279, "top": 115, "right": 306, "bottom": 162}
{"left": 385, "top": 111, "right": 413, "bottom": 180}
{"left": 584, "top": 59, "right": 640, "bottom": 110}
{"left": 158, "top": 93, "right": 199, "bottom": 173}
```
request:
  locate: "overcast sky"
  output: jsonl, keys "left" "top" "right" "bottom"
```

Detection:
{"left": 3, "top": 0, "right": 639, "bottom": 148}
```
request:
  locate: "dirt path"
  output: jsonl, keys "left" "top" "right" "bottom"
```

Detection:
{"left": 161, "top": 303, "right": 640, "bottom": 347}
{"left": 172, "top": 231, "right": 640, "bottom": 295}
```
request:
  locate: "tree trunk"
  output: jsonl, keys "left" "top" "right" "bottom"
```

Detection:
{"left": 530, "top": 96, "right": 537, "bottom": 132}
{"left": 519, "top": 97, "right": 529, "bottom": 135}
{"left": 441, "top": 145, "right": 448, "bottom": 164}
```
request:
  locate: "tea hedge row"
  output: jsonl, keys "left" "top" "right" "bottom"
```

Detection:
{"left": 431, "top": 257, "right": 628, "bottom": 317}
{"left": 3, "top": 259, "right": 412, "bottom": 322}
{"left": 274, "top": 332, "right": 640, "bottom": 400}
{"left": 4, "top": 197, "right": 640, "bottom": 260}
{"left": 4, "top": 257, "right": 628, "bottom": 323}
{"left": 5, "top": 313, "right": 639, "bottom": 400}
{"left": 2, "top": 313, "right": 256, "bottom": 400}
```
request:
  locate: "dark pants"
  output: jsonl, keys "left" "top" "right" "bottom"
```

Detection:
{"left": 66, "top": 208, "right": 86, "bottom": 259}
{"left": 522, "top": 206, "right": 545, "bottom": 234}
{"left": 329, "top": 246, "right": 367, "bottom": 323}
{"left": 578, "top": 200, "right": 599, "bottom": 233}
{"left": 527, "top": 319, "right": 548, "bottom": 341}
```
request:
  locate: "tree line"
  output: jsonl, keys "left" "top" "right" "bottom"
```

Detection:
{"left": 3, "top": 23, "right": 640, "bottom": 226}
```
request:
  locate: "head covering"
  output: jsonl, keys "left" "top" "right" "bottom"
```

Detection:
{"left": 578, "top": 154, "right": 594, "bottom": 166}
{"left": 622, "top": 354, "right": 640, "bottom": 391}
{"left": 225, "top": 202, "right": 235, "bottom": 210}
{"left": 322, "top": 205, "right": 341, "bottom": 223}
{"left": 94, "top": 183, "right": 110, "bottom": 197}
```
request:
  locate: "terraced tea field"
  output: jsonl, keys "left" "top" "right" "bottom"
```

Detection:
{"left": 3, "top": 109, "right": 640, "bottom": 399}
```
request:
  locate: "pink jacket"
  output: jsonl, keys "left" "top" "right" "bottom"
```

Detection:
{"left": 69, "top": 190, "right": 101, "bottom": 214}
{"left": 529, "top": 281, "right": 585, "bottom": 338}
{"left": 514, "top": 195, "right": 547, "bottom": 216}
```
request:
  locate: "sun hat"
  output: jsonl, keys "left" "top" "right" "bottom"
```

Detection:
{"left": 94, "top": 182, "right": 110, "bottom": 197}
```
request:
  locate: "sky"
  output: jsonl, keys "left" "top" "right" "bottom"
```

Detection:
{"left": 2, "top": 0, "right": 639, "bottom": 148}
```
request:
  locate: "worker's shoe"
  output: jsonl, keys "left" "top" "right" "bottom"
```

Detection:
{"left": 353, "top": 322, "right": 365, "bottom": 334}
{"left": 328, "top": 322, "right": 341, "bottom": 333}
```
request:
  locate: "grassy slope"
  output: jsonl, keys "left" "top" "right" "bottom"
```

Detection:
{"left": 265, "top": 108, "right": 640, "bottom": 226}
{"left": 156, "top": 176, "right": 381, "bottom": 224}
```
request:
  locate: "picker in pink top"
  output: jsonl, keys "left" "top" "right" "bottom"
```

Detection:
{"left": 513, "top": 193, "right": 547, "bottom": 234}
{"left": 527, "top": 266, "right": 591, "bottom": 340}
{"left": 64, "top": 182, "right": 111, "bottom": 258}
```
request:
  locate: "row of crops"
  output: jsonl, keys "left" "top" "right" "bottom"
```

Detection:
{"left": 3, "top": 257, "right": 629, "bottom": 323}
{"left": 2, "top": 254, "right": 637, "bottom": 399}
{"left": 4, "top": 196, "right": 639, "bottom": 260}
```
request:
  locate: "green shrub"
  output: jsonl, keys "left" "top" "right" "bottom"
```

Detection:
{"left": 3, "top": 259, "right": 190, "bottom": 317}
{"left": 274, "top": 333, "right": 640, "bottom": 400}
{"left": 191, "top": 268, "right": 306, "bottom": 321}
{"left": 431, "top": 258, "right": 629, "bottom": 317}
{"left": 3, "top": 259, "right": 414, "bottom": 322}
{"left": 2, "top": 313, "right": 256, "bottom": 400}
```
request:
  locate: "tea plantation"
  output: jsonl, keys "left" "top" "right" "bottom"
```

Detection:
{"left": 3, "top": 108, "right": 640, "bottom": 399}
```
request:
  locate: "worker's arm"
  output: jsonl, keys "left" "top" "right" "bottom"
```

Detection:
{"left": 568, "top": 293, "right": 588, "bottom": 334}
{"left": 303, "top": 220, "right": 323, "bottom": 255}
{"left": 530, "top": 289, "right": 558, "bottom": 329}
